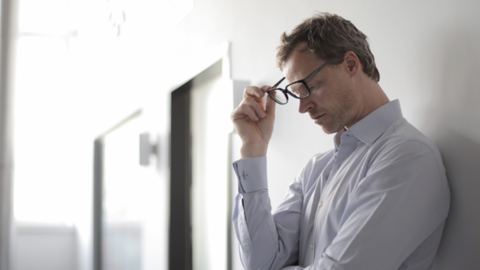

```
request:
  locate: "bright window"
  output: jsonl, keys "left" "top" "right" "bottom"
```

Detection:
{"left": 13, "top": 0, "right": 75, "bottom": 224}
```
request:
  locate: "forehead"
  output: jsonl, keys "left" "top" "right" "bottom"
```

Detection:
{"left": 283, "top": 48, "right": 325, "bottom": 83}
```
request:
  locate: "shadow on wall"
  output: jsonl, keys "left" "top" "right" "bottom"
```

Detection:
{"left": 423, "top": 29, "right": 480, "bottom": 270}
{"left": 431, "top": 130, "right": 480, "bottom": 269}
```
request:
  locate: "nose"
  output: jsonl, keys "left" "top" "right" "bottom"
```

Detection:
{"left": 298, "top": 97, "right": 313, "bottom": 114}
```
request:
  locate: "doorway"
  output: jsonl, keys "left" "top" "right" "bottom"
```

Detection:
{"left": 93, "top": 110, "right": 166, "bottom": 270}
{"left": 169, "top": 59, "right": 234, "bottom": 270}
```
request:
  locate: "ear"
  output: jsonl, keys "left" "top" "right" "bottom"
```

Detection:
{"left": 343, "top": 51, "right": 360, "bottom": 77}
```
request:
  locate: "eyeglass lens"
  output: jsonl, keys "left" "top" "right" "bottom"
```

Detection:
{"left": 268, "top": 89, "right": 288, "bottom": 104}
{"left": 269, "top": 81, "right": 310, "bottom": 104}
{"left": 288, "top": 82, "right": 309, "bottom": 98}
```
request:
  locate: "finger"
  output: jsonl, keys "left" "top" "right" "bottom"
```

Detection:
{"left": 239, "top": 103, "right": 260, "bottom": 121}
{"left": 260, "top": 85, "right": 271, "bottom": 92}
{"left": 232, "top": 97, "right": 265, "bottom": 121}
{"left": 257, "top": 85, "right": 274, "bottom": 110}
{"left": 244, "top": 86, "right": 266, "bottom": 100}
{"left": 243, "top": 96, "right": 266, "bottom": 119}
{"left": 244, "top": 86, "right": 267, "bottom": 111}
{"left": 265, "top": 89, "right": 277, "bottom": 116}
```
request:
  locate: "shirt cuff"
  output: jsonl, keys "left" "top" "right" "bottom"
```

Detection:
{"left": 232, "top": 156, "right": 268, "bottom": 193}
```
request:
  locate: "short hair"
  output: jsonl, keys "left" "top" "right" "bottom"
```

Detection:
{"left": 276, "top": 13, "right": 380, "bottom": 82}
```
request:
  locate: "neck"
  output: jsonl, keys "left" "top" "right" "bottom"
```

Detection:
{"left": 337, "top": 77, "right": 389, "bottom": 145}
{"left": 334, "top": 126, "right": 348, "bottom": 146}
{"left": 348, "top": 77, "right": 389, "bottom": 129}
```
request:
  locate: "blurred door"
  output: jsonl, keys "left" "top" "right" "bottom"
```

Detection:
{"left": 94, "top": 110, "right": 166, "bottom": 270}
{"left": 169, "top": 59, "right": 234, "bottom": 270}
{"left": 190, "top": 61, "right": 233, "bottom": 270}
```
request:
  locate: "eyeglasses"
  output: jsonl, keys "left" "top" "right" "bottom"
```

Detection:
{"left": 267, "top": 58, "right": 334, "bottom": 105}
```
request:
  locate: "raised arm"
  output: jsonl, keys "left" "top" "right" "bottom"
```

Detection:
{"left": 231, "top": 85, "right": 276, "bottom": 158}
{"left": 231, "top": 85, "right": 306, "bottom": 269}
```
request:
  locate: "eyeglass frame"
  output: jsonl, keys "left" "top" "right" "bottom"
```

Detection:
{"left": 267, "top": 58, "right": 334, "bottom": 105}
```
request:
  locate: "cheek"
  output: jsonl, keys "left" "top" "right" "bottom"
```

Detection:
{"left": 312, "top": 83, "right": 338, "bottom": 106}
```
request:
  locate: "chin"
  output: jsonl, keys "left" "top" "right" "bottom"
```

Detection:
{"left": 320, "top": 122, "right": 344, "bottom": 134}
{"left": 320, "top": 125, "right": 337, "bottom": 134}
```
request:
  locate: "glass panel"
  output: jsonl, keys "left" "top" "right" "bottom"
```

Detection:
{"left": 103, "top": 115, "right": 166, "bottom": 270}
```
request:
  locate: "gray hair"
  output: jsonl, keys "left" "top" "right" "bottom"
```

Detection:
{"left": 276, "top": 13, "right": 380, "bottom": 82}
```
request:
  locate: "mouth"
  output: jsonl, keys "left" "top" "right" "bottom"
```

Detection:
{"left": 312, "top": 114, "right": 325, "bottom": 124}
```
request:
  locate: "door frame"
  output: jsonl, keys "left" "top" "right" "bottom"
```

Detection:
{"left": 93, "top": 109, "right": 142, "bottom": 270}
{"left": 168, "top": 42, "right": 233, "bottom": 270}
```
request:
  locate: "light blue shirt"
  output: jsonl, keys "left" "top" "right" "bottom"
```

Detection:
{"left": 232, "top": 100, "right": 450, "bottom": 270}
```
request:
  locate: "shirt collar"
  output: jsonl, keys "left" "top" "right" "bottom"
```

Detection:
{"left": 347, "top": 99, "right": 403, "bottom": 146}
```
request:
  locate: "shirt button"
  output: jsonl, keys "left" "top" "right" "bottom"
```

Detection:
{"left": 310, "top": 243, "right": 314, "bottom": 249}
{"left": 319, "top": 201, "right": 323, "bottom": 207}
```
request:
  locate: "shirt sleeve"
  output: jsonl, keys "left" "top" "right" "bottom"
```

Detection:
{"left": 232, "top": 156, "right": 304, "bottom": 270}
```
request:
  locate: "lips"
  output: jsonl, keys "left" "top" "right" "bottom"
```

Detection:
{"left": 312, "top": 114, "right": 325, "bottom": 124}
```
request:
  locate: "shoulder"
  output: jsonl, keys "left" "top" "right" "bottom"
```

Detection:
{"left": 369, "top": 118, "right": 445, "bottom": 175}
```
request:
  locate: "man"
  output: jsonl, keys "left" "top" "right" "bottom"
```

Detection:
{"left": 230, "top": 13, "right": 450, "bottom": 270}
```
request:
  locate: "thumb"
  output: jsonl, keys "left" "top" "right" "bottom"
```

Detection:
{"left": 265, "top": 89, "right": 277, "bottom": 116}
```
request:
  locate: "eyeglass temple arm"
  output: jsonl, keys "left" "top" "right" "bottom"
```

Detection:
{"left": 271, "top": 77, "right": 285, "bottom": 89}
{"left": 304, "top": 58, "right": 334, "bottom": 82}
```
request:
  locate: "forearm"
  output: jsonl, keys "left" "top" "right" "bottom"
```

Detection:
{"left": 232, "top": 157, "right": 303, "bottom": 270}
{"left": 232, "top": 157, "right": 276, "bottom": 269}
{"left": 233, "top": 191, "right": 277, "bottom": 269}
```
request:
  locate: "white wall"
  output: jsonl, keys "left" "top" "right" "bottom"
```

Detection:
{"left": 154, "top": 0, "right": 480, "bottom": 268}
{"left": 13, "top": 0, "right": 480, "bottom": 269}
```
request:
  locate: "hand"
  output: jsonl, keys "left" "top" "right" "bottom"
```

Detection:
{"left": 231, "top": 85, "right": 277, "bottom": 159}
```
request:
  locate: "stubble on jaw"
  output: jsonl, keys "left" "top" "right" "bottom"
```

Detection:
{"left": 319, "top": 78, "right": 358, "bottom": 135}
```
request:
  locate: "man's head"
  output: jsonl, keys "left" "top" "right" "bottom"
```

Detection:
{"left": 276, "top": 13, "right": 388, "bottom": 134}
{"left": 276, "top": 13, "right": 379, "bottom": 82}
